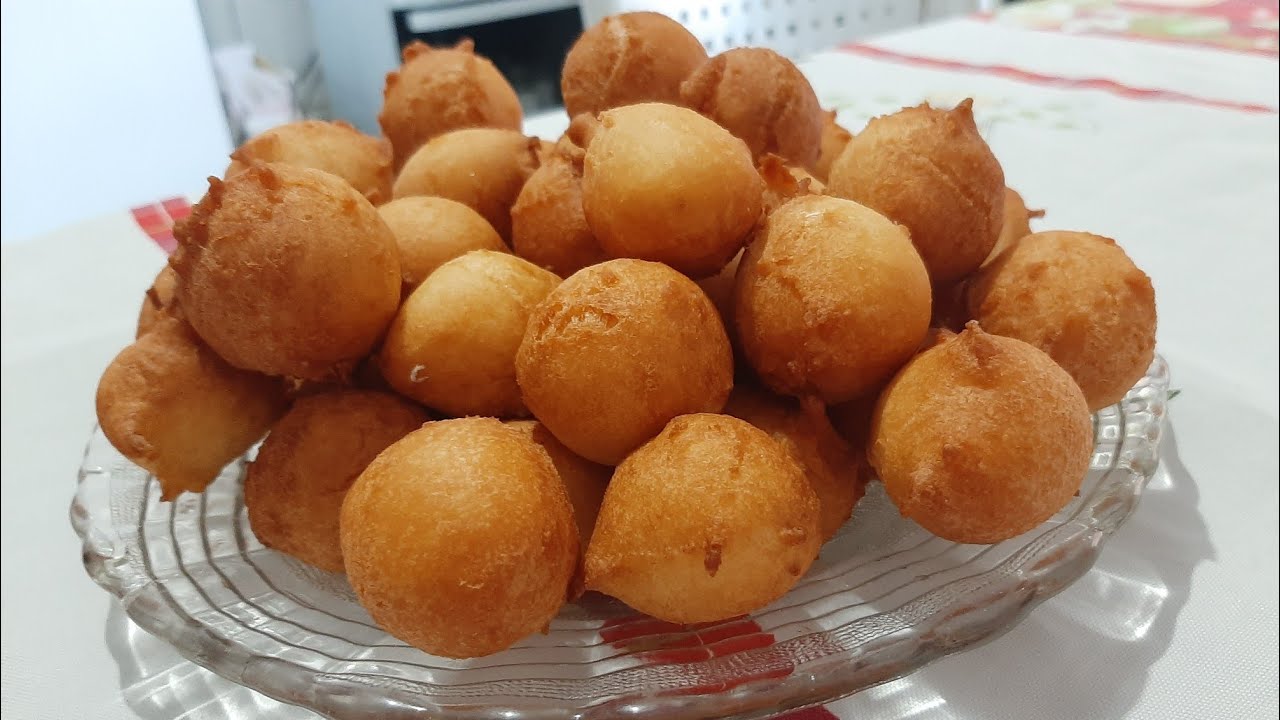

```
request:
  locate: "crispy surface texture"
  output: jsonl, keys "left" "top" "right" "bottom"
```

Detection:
{"left": 381, "top": 250, "right": 560, "bottom": 417}
{"left": 584, "top": 413, "right": 821, "bottom": 623}
{"left": 391, "top": 128, "right": 540, "bottom": 241}
{"left": 226, "top": 120, "right": 393, "bottom": 205}
{"left": 379, "top": 40, "right": 522, "bottom": 170}
{"left": 561, "top": 12, "right": 707, "bottom": 118}
{"left": 136, "top": 264, "right": 181, "bottom": 338}
{"left": 516, "top": 259, "right": 734, "bottom": 465}
{"left": 811, "top": 109, "right": 852, "bottom": 183}
{"left": 869, "top": 323, "right": 1093, "bottom": 544}
{"left": 511, "top": 141, "right": 607, "bottom": 276}
{"left": 245, "top": 390, "right": 428, "bottom": 573}
{"left": 828, "top": 100, "right": 1005, "bottom": 285}
{"left": 506, "top": 420, "right": 611, "bottom": 550}
{"left": 582, "top": 103, "right": 763, "bottom": 278}
{"left": 172, "top": 163, "right": 401, "bottom": 380}
{"left": 377, "top": 196, "right": 507, "bottom": 290}
{"left": 96, "top": 317, "right": 288, "bottom": 500}
{"left": 968, "top": 230, "right": 1157, "bottom": 410}
{"left": 340, "top": 418, "right": 578, "bottom": 658}
{"left": 681, "top": 48, "right": 823, "bottom": 168}
{"left": 735, "top": 195, "right": 932, "bottom": 403}
{"left": 725, "top": 385, "right": 866, "bottom": 541}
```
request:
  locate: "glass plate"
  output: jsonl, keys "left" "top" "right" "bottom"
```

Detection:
{"left": 71, "top": 356, "right": 1169, "bottom": 720}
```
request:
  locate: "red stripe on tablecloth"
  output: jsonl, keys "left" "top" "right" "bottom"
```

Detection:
{"left": 837, "top": 43, "right": 1277, "bottom": 115}
{"left": 130, "top": 197, "right": 192, "bottom": 254}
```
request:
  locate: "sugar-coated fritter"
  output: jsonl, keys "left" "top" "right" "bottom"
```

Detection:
{"left": 584, "top": 413, "right": 821, "bottom": 623}
{"left": 245, "top": 390, "right": 428, "bottom": 573}
{"left": 968, "top": 230, "right": 1157, "bottom": 410}
{"left": 172, "top": 163, "right": 401, "bottom": 380}
{"left": 340, "top": 418, "right": 577, "bottom": 658}
{"left": 96, "top": 317, "right": 288, "bottom": 500}
{"left": 381, "top": 250, "right": 559, "bottom": 417}
{"left": 869, "top": 323, "right": 1093, "bottom": 544}
{"left": 516, "top": 259, "right": 733, "bottom": 465}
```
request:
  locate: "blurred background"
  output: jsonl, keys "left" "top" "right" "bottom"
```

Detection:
{"left": 0, "top": 0, "right": 1002, "bottom": 243}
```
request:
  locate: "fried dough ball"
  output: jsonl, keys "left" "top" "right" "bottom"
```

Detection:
{"left": 511, "top": 141, "right": 607, "bottom": 276}
{"left": 392, "top": 128, "right": 540, "bottom": 241}
{"left": 341, "top": 417, "right": 577, "bottom": 658}
{"left": 725, "top": 386, "right": 865, "bottom": 541}
{"left": 380, "top": 250, "right": 558, "bottom": 417}
{"left": 968, "top": 231, "right": 1157, "bottom": 410}
{"left": 869, "top": 324, "right": 1093, "bottom": 544}
{"left": 377, "top": 196, "right": 506, "bottom": 290}
{"left": 584, "top": 413, "right": 821, "bottom": 623}
{"left": 96, "top": 317, "right": 288, "bottom": 500}
{"left": 811, "top": 110, "right": 852, "bottom": 183}
{"left": 680, "top": 48, "right": 823, "bottom": 168}
{"left": 582, "top": 103, "right": 763, "bottom": 277}
{"left": 245, "top": 391, "right": 428, "bottom": 573}
{"left": 507, "top": 420, "right": 611, "bottom": 549}
{"left": 828, "top": 100, "right": 1005, "bottom": 285}
{"left": 172, "top": 163, "right": 401, "bottom": 380}
{"left": 560, "top": 12, "right": 707, "bottom": 118}
{"left": 136, "top": 265, "right": 180, "bottom": 338}
{"left": 517, "top": 259, "right": 733, "bottom": 465}
{"left": 982, "top": 186, "right": 1044, "bottom": 267}
{"left": 695, "top": 249, "right": 741, "bottom": 333}
{"left": 379, "top": 40, "right": 522, "bottom": 169}
{"left": 226, "top": 120, "right": 393, "bottom": 205}
{"left": 735, "top": 195, "right": 932, "bottom": 404}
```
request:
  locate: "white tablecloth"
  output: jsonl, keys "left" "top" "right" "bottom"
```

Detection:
{"left": 3, "top": 7, "right": 1277, "bottom": 720}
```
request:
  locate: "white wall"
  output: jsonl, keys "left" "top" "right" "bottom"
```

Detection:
{"left": 1, "top": 0, "right": 233, "bottom": 243}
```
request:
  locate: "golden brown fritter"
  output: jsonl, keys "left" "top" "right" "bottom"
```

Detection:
{"left": 725, "top": 384, "right": 866, "bottom": 541}
{"left": 811, "top": 109, "right": 852, "bottom": 184}
{"left": 96, "top": 317, "right": 288, "bottom": 500}
{"left": 681, "top": 48, "right": 823, "bottom": 168}
{"left": 584, "top": 413, "right": 820, "bottom": 623}
{"left": 510, "top": 140, "right": 607, "bottom": 276}
{"left": 245, "top": 390, "right": 428, "bottom": 573}
{"left": 869, "top": 323, "right": 1093, "bottom": 543}
{"left": 581, "top": 103, "right": 763, "bottom": 278}
{"left": 560, "top": 12, "right": 707, "bottom": 118}
{"left": 828, "top": 100, "right": 1005, "bottom": 285}
{"left": 735, "top": 194, "right": 932, "bottom": 403}
{"left": 340, "top": 418, "right": 577, "bottom": 657}
{"left": 516, "top": 259, "right": 733, "bottom": 465}
{"left": 391, "top": 127, "right": 541, "bottom": 241}
{"left": 380, "top": 250, "right": 560, "bottom": 417}
{"left": 172, "top": 163, "right": 401, "bottom": 380}
{"left": 377, "top": 196, "right": 507, "bottom": 290}
{"left": 379, "top": 40, "right": 522, "bottom": 170}
{"left": 226, "top": 120, "right": 393, "bottom": 205}
{"left": 968, "top": 230, "right": 1157, "bottom": 410}
{"left": 135, "top": 264, "right": 181, "bottom": 338}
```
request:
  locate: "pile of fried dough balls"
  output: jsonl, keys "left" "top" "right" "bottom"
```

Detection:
{"left": 96, "top": 12, "right": 1157, "bottom": 659}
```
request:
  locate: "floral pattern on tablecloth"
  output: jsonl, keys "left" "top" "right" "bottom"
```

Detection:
{"left": 994, "top": 0, "right": 1279, "bottom": 55}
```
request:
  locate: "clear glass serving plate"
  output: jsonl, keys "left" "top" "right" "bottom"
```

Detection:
{"left": 71, "top": 356, "right": 1169, "bottom": 720}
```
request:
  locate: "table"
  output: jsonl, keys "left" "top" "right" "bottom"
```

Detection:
{"left": 3, "top": 2, "right": 1277, "bottom": 718}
